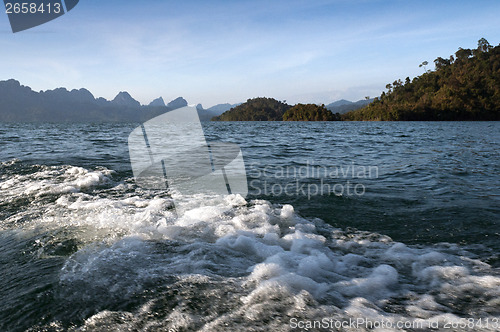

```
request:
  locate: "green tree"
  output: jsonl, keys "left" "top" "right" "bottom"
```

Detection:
{"left": 455, "top": 48, "right": 472, "bottom": 62}
{"left": 478, "top": 38, "right": 491, "bottom": 52}
{"left": 434, "top": 57, "right": 450, "bottom": 70}
{"left": 283, "top": 104, "right": 339, "bottom": 121}
{"left": 419, "top": 61, "right": 429, "bottom": 72}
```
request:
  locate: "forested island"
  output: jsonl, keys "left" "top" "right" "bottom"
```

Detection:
{"left": 212, "top": 98, "right": 341, "bottom": 121}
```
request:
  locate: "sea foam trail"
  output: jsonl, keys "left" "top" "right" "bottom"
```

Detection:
{"left": 1, "top": 163, "right": 499, "bottom": 331}
{"left": 0, "top": 165, "right": 113, "bottom": 195}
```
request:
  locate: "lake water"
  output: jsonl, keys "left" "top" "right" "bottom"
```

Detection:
{"left": 0, "top": 121, "right": 499, "bottom": 331}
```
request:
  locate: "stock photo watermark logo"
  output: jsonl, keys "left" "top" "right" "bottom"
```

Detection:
{"left": 3, "top": 0, "right": 79, "bottom": 33}
{"left": 128, "top": 106, "right": 248, "bottom": 212}
{"left": 248, "top": 161, "right": 379, "bottom": 199}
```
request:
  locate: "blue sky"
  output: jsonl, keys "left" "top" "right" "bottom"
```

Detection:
{"left": 1, "top": 0, "right": 499, "bottom": 107}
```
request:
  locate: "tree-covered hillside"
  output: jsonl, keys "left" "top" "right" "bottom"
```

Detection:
{"left": 212, "top": 98, "right": 341, "bottom": 121}
{"left": 283, "top": 104, "right": 340, "bottom": 121}
{"left": 343, "top": 39, "right": 500, "bottom": 121}
{"left": 212, "top": 97, "right": 291, "bottom": 121}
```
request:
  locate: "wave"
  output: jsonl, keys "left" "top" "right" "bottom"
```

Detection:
{"left": 1, "top": 161, "right": 499, "bottom": 331}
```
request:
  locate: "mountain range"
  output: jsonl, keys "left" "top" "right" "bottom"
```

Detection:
{"left": 0, "top": 79, "right": 369, "bottom": 122}
{"left": 0, "top": 79, "right": 230, "bottom": 122}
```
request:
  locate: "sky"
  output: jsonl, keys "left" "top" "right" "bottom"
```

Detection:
{"left": 1, "top": 0, "right": 500, "bottom": 108}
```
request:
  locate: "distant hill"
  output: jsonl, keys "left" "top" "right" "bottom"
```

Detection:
{"left": 112, "top": 91, "right": 141, "bottom": 108}
{"left": 213, "top": 97, "right": 291, "bottom": 121}
{"left": 343, "top": 38, "right": 500, "bottom": 121}
{"left": 195, "top": 102, "right": 242, "bottom": 121}
{"left": 283, "top": 104, "right": 340, "bottom": 121}
{"left": 326, "top": 98, "right": 374, "bottom": 114}
{"left": 0, "top": 79, "right": 188, "bottom": 122}
{"left": 207, "top": 103, "right": 241, "bottom": 114}
{"left": 326, "top": 99, "right": 352, "bottom": 108}
{"left": 166, "top": 97, "right": 188, "bottom": 109}
{"left": 196, "top": 106, "right": 219, "bottom": 121}
{"left": 148, "top": 97, "right": 165, "bottom": 107}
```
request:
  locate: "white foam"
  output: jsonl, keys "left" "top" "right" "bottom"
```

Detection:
{"left": 3, "top": 164, "right": 500, "bottom": 330}
{"left": 0, "top": 165, "right": 113, "bottom": 199}
{"left": 47, "top": 191, "right": 500, "bottom": 325}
